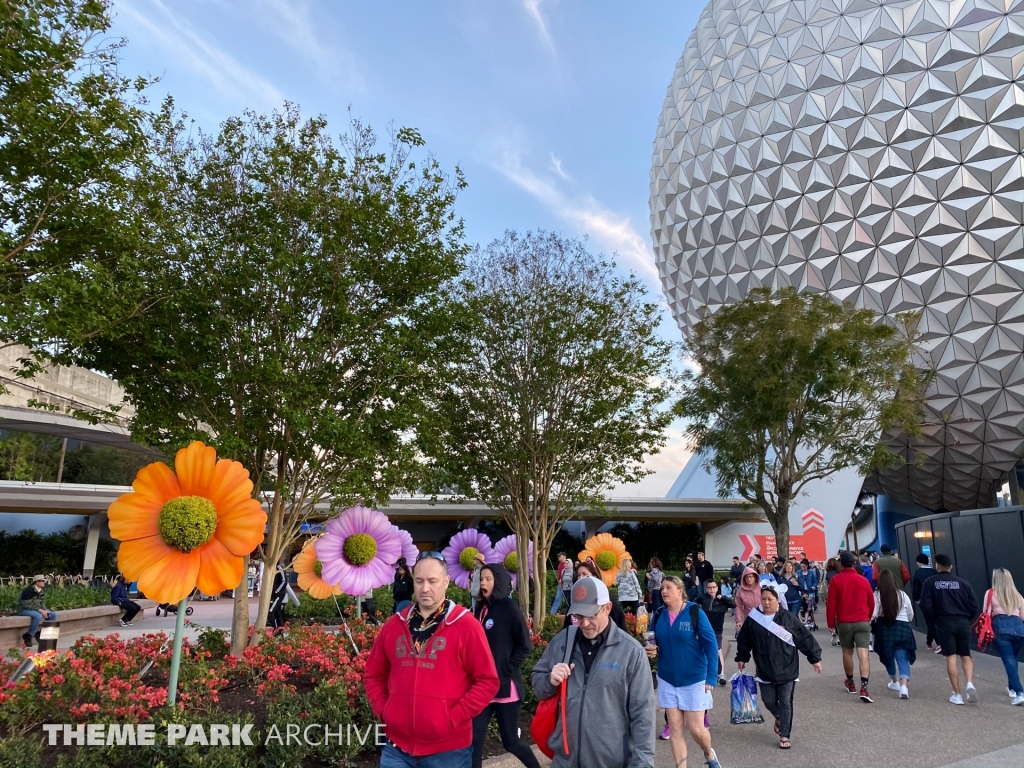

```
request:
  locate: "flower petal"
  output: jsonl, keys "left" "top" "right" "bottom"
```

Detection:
{"left": 138, "top": 549, "right": 201, "bottom": 605}
{"left": 213, "top": 498, "right": 267, "bottom": 556}
{"left": 206, "top": 458, "right": 255, "bottom": 518}
{"left": 174, "top": 442, "right": 218, "bottom": 497}
{"left": 131, "top": 461, "right": 181, "bottom": 505}
{"left": 117, "top": 535, "right": 175, "bottom": 581}
{"left": 196, "top": 538, "right": 244, "bottom": 596}
{"left": 320, "top": 558, "right": 351, "bottom": 587}
{"left": 108, "top": 493, "right": 161, "bottom": 542}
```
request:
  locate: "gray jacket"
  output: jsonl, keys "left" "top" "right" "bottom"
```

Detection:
{"left": 531, "top": 622, "right": 655, "bottom": 768}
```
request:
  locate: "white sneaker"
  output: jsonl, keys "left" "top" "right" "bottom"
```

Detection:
{"left": 934, "top": 645, "right": 943, "bottom": 654}
{"left": 899, "top": 685, "right": 909, "bottom": 699}
{"left": 1009, "top": 687, "right": 1016, "bottom": 699}
{"left": 964, "top": 684, "right": 978, "bottom": 704}
{"left": 950, "top": 693, "right": 964, "bottom": 705}
{"left": 887, "top": 681, "right": 901, "bottom": 692}
{"left": 1012, "top": 694, "right": 1024, "bottom": 706}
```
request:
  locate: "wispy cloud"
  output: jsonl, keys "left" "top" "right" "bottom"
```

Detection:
{"left": 496, "top": 150, "right": 661, "bottom": 285}
{"left": 117, "top": 0, "right": 284, "bottom": 109}
{"left": 549, "top": 152, "right": 569, "bottom": 180}
{"left": 522, "top": 0, "right": 555, "bottom": 52}
{"left": 255, "top": 0, "right": 364, "bottom": 90}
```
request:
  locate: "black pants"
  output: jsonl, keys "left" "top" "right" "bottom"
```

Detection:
{"left": 758, "top": 680, "right": 796, "bottom": 739}
{"left": 471, "top": 701, "right": 540, "bottom": 768}
{"left": 117, "top": 600, "right": 141, "bottom": 622}
{"left": 269, "top": 604, "right": 286, "bottom": 629}
{"left": 923, "top": 610, "right": 937, "bottom": 646}
{"left": 621, "top": 600, "right": 640, "bottom": 615}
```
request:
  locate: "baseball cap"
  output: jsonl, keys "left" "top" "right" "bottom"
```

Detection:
{"left": 839, "top": 550, "right": 857, "bottom": 568}
{"left": 569, "top": 576, "right": 610, "bottom": 617}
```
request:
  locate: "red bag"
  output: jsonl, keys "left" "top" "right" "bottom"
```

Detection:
{"left": 974, "top": 590, "right": 995, "bottom": 651}
{"left": 530, "top": 626, "right": 576, "bottom": 759}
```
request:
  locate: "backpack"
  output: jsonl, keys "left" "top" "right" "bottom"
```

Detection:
{"left": 530, "top": 626, "right": 578, "bottom": 759}
{"left": 652, "top": 603, "right": 703, "bottom": 642}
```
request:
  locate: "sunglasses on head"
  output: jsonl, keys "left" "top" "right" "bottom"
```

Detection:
{"left": 416, "top": 551, "right": 447, "bottom": 564}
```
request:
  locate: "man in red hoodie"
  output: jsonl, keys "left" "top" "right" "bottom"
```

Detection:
{"left": 364, "top": 551, "right": 499, "bottom": 768}
{"left": 826, "top": 550, "right": 876, "bottom": 703}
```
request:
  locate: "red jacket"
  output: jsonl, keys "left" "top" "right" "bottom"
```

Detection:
{"left": 364, "top": 601, "right": 499, "bottom": 756}
{"left": 826, "top": 567, "right": 875, "bottom": 629}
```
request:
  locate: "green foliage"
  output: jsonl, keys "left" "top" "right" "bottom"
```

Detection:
{"left": 540, "top": 614, "right": 563, "bottom": 640}
{"left": 520, "top": 641, "right": 548, "bottom": 712}
{"left": 1, "top": 0, "right": 156, "bottom": 373}
{"left": 0, "top": 431, "right": 154, "bottom": 485}
{"left": 446, "top": 583, "right": 472, "bottom": 608}
{"left": 0, "top": 530, "right": 116, "bottom": 577}
{"left": 263, "top": 680, "right": 368, "bottom": 768}
{"left": 678, "top": 287, "right": 929, "bottom": 553}
{"left": 418, "top": 231, "right": 680, "bottom": 625}
{"left": 285, "top": 586, "right": 395, "bottom": 622}
{"left": 76, "top": 104, "right": 469, "bottom": 632}
{"left": 195, "top": 626, "right": 230, "bottom": 660}
{"left": 0, "top": 584, "right": 111, "bottom": 614}
{"left": 0, "top": 734, "right": 41, "bottom": 768}
{"left": 607, "top": 522, "right": 702, "bottom": 570}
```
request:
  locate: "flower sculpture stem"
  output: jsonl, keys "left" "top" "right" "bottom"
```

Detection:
{"left": 166, "top": 597, "right": 188, "bottom": 706}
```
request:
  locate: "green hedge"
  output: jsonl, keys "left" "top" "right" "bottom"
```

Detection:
{"left": 0, "top": 584, "right": 112, "bottom": 615}
{"left": 286, "top": 582, "right": 472, "bottom": 623}
{"left": 0, "top": 530, "right": 117, "bottom": 577}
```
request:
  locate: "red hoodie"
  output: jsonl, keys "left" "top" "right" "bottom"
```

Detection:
{"left": 364, "top": 601, "right": 499, "bottom": 756}
{"left": 826, "top": 567, "right": 875, "bottom": 629}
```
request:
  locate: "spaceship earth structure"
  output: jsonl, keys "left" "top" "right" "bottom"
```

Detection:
{"left": 650, "top": 0, "right": 1023, "bottom": 511}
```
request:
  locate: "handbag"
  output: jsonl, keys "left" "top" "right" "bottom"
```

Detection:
{"left": 530, "top": 626, "right": 577, "bottom": 759}
{"left": 973, "top": 590, "right": 995, "bottom": 651}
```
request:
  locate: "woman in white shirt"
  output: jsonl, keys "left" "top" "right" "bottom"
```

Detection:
{"left": 871, "top": 569, "right": 916, "bottom": 699}
{"left": 615, "top": 558, "right": 643, "bottom": 615}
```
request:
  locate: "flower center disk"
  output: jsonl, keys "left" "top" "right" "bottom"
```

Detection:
{"left": 343, "top": 533, "right": 377, "bottom": 566}
{"left": 504, "top": 552, "right": 518, "bottom": 573}
{"left": 459, "top": 547, "right": 480, "bottom": 571}
{"left": 157, "top": 496, "right": 218, "bottom": 553}
{"left": 313, "top": 559, "right": 323, "bottom": 578}
{"left": 596, "top": 551, "right": 618, "bottom": 571}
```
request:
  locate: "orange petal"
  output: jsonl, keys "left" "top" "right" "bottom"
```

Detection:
{"left": 138, "top": 549, "right": 200, "bottom": 605}
{"left": 214, "top": 498, "right": 267, "bottom": 556}
{"left": 174, "top": 442, "right": 218, "bottom": 497}
{"left": 292, "top": 543, "right": 316, "bottom": 575}
{"left": 131, "top": 461, "right": 181, "bottom": 505}
{"left": 108, "top": 493, "right": 161, "bottom": 542}
{"left": 205, "top": 458, "right": 255, "bottom": 518}
{"left": 305, "top": 577, "right": 339, "bottom": 600}
{"left": 117, "top": 535, "right": 175, "bottom": 581}
{"left": 196, "top": 538, "right": 244, "bottom": 596}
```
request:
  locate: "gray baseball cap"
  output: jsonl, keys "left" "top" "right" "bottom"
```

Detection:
{"left": 569, "top": 576, "right": 610, "bottom": 618}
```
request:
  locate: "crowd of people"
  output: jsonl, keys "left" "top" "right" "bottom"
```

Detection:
{"left": 362, "top": 544, "right": 1022, "bottom": 768}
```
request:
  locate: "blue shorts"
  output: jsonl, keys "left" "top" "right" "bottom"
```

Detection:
{"left": 657, "top": 678, "right": 713, "bottom": 712}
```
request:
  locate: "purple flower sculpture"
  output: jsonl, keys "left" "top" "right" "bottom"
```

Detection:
{"left": 441, "top": 528, "right": 495, "bottom": 589}
{"left": 492, "top": 534, "right": 534, "bottom": 589}
{"left": 316, "top": 506, "right": 401, "bottom": 595}
{"left": 391, "top": 525, "right": 420, "bottom": 566}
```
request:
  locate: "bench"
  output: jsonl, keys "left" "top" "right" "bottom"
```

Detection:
{"left": 0, "top": 600, "right": 158, "bottom": 649}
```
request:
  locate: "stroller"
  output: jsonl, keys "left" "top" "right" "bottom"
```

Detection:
{"left": 798, "top": 591, "right": 818, "bottom": 631}
{"left": 155, "top": 587, "right": 197, "bottom": 617}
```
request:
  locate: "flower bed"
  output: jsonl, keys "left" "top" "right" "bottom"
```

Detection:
{"left": 0, "top": 585, "right": 113, "bottom": 616}
{"left": 0, "top": 622, "right": 384, "bottom": 768}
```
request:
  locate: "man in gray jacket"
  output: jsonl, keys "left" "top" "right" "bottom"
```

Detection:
{"left": 531, "top": 576, "right": 655, "bottom": 768}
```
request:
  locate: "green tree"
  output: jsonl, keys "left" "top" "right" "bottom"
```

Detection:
{"left": 418, "top": 231, "right": 678, "bottom": 624}
{"left": 1, "top": 0, "right": 154, "bottom": 377}
{"left": 78, "top": 105, "right": 467, "bottom": 647}
{"left": 677, "top": 287, "right": 929, "bottom": 557}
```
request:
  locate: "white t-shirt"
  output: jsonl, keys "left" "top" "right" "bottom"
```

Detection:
{"left": 872, "top": 591, "right": 914, "bottom": 623}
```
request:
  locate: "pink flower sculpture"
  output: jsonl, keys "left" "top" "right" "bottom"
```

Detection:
{"left": 316, "top": 506, "right": 401, "bottom": 595}
{"left": 391, "top": 525, "right": 420, "bottom": 565}
{"left": 441, "top": 528, "right": 495, "bottom": 589}
{"left": 492, "top": 534, "right": 534, "bottom": 589}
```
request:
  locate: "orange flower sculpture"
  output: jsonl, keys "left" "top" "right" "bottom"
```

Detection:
{"left": 108, "top": 442, "right": 267, "bottom": 605}
{"left": 579, "top": 533, "right": 631, "bottom": 586}
{"left": 293, "top": 537, "right": 342, "bottom": 599}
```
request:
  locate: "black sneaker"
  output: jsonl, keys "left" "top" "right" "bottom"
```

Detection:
{"left": 22, "top": 632, "right": 33, "bottom": 648}
{"left": 860, "top": 686, "right": 873, "bottom": 703}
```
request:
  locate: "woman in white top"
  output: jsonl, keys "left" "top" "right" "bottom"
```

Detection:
{"left": 871, "top": 569, "right": 916, "bottom": 699}
{"left": 615, "top": 558, "right": 643, "bottom": 615}
{"left": 985, "top": 568, "right": 1024, "bottom": 705}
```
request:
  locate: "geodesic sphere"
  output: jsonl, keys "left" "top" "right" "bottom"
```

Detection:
{"left": 650, "top": 0, "right": 1024, "bottom": 511}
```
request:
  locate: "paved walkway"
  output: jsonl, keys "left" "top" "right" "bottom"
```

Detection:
{"left": 485, "top": 631, "right": 1023, "bottom": 768}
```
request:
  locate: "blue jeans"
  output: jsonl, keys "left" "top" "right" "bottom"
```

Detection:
{"left": 396, "top": 600, "right": 411, "bottom": 613}
{"left": 993, "top": 632, "right": 1024, "bottom": 695}
{"left": 883, "top": 648, "right": 912, "bottom": 680}
{"left": 550, "top": 588, "right": 563, "bottom": 614}
{"left": 17, "top": 609, "right": 56, "bottom": 635}
{"left": 381, "top": 743, "right": 471, "bottom": 768}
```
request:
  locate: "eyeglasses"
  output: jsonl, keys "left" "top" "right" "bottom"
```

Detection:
{"left": 416, "top": 551, "right": 446, "bottom": 564}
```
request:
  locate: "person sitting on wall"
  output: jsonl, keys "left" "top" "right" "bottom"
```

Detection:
{"left": 111, "top": 574, "right": 142, "bottom": 626}
{"left": 17, "top": 575, "right": 57, "bottom": 648}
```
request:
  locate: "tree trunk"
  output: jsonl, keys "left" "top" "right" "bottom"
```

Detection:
{"left": 250, "top": 491, "right": 284, "bottom": 644}
{"left": 230, "top": 556, "right": 250, "bottom": 656}
{"left": 531, "top": 529, "right": 547, "bottom": 629}
{"left": 770, "top": 497, "right": 792, "bottom": 560}
{"left": 516, "top": 530, "right": 530, "bottom": 621}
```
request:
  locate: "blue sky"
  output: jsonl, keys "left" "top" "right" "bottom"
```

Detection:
{"left": 109, "top": 0, "right": 707, "bottom": 495}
